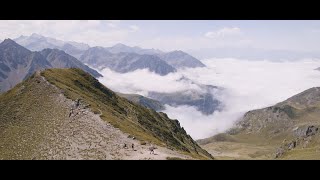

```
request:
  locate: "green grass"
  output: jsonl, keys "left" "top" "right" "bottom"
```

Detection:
{"left": 281, "top": 147, "right": 320, "bottom": 160}
{"left": 0, "top": 73, "right": 69, "bottom": 159}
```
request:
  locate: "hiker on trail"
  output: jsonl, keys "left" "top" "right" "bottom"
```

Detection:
{"left": 69, "top": 108, "right": 74, "bottom": 118}
{"left": 123, "top": 143, "right": 127, "bottom": 149}
{"left": 132, "top": 144, "right": 135, "bottom": 150}
{"left": 149, "top": 146, "right": 156, "bottom": 155}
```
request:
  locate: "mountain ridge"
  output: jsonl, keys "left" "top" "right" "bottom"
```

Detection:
{"left": 158, "top": 50, "right": 206, "bottom": 68}
{"left": 80, "top": 48, "right": 177, "bottom": 75}
{"left": 14, "top": 34, "right": 206, "bottom": 75}
{"left": 0, "top": 39, "right": 101, "bottom": 92}
{"left": 40, "top": 48, "right": 101, "bottom": 78}
{"left": 0, "top": 68, "right": 213, "bottom": 159}
{"left": 0, "top": 39, "right": 52, "bottom": 92}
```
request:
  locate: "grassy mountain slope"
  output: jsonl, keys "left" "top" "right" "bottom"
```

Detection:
{"left": 0, "top": 68, "right": 212, "bottom": 159}
{"left": 199, "top": 87, "right": 320, "bottom": 160}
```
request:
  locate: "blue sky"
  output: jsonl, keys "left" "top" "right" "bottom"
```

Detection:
{"left": 1, "top": 20, "right": 320, "bottom": 52}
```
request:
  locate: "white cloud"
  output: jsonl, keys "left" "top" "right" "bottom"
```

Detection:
{"left": 163, "top": 105, "right": 240, "bottom": 139}
{"left": 98, "top": 68, "right": 202, "bottom": 95}
{"left": 172, "top": 58, "right": 320, "bottom": 139}
{"left": 97, "top": 58, "right": 320, "bottom": 140}
{"left": 205, "top": 27, "right": 242, "bottom": 38}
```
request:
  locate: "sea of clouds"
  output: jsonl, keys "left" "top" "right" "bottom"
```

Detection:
{"left": 98, "top": 58, "right": 320, "bottom": 140}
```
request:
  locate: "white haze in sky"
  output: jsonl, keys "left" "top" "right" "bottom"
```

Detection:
{"left": 98, "top": 58, "right": 320, "bottom": 140}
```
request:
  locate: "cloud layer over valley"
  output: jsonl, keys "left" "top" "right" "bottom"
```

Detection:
{"left": 98, "top": 58, "right": 320, "bottom": 139}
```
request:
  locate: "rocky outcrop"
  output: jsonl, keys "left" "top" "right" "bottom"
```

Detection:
{"left": 293, "top": 125, "right": 319, "bottom": 137}
{"left": 275, "top": 125, "right": 319, "bottom": 158}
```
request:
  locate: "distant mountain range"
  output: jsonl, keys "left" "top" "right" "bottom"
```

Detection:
{"left": 14, "top": 34, "right": 205, "bottom": 75}
{"left": 79, "top": 47, "right": 177, "bottom": 75}
{"left": 104, "top": 44, "right": 206, "bottom": 68}
{"left": 15, "top": 33, "right": 89, "bottom": 58}
{"left": 106, "top": 43, "right": 163, "bottom": 55}
{"left": 7, "top": 34, "right": 224, "bottom": 115}
{"left": 0, "top": 39, "right": 101, "bottom": 92}
{"left": 157, "top": 50, "right": 205, "bottom": 68}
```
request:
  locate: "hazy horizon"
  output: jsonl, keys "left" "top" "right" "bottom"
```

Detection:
{"left": 2, "top": 20, "right": 320, "bottom": 55}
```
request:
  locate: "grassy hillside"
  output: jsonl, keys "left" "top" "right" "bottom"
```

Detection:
{"left": 199, "top": 87, "right": 320, "bottom": 160}
{"left": 0, "top": 68, "right": 213, "bottom": 159}
{"left": 41, "top": 68, "right": 213, "bottom": 159}
{"left": 0, "top": 71, "right": 70, "bottom": 159}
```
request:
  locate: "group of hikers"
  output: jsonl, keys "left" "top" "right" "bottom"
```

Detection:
{"left": 123, "top": 143, "right": 157, "bottom": 154}
{"left": 123, "top": 143, "right": 135, "bottom": 150}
